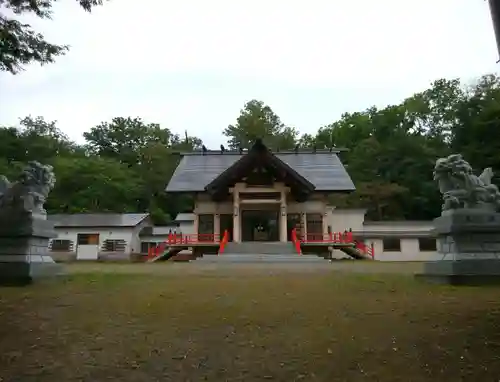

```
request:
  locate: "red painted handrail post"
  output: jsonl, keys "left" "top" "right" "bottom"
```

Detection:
{"left": 224, "top": 230, "right": 229, "bottom": 252}
{"left": 218, "top": 230, "right": 229, "bottom": 255}
{"left": 291, "top": 228, "right": 301, "bottom": 255}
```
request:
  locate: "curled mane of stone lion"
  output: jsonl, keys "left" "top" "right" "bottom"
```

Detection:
{"left": 0, "top": 161, "right": 56, "bottom": 215}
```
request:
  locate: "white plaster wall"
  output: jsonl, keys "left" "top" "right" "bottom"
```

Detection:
{"left": 140, "top": 235, "right": 167, "bottom": 243}
{"left": 52, "top": 227, "right": 137, "bottom": 253}
{"left": 197, "top": 191, "right": 328, "bottom": 215}
{"left": 288, "top": 200, "right": 326, "bottom": 214}
{"left": 178, "top": 221, "right": 195, "bottom": 234}
{"left": 327, "top": 208, "right": 366, "bottom": 232}
{"left": 195, "top": 200, "right": 232, "bottom": 214}
{"left": 363, "top": 237, "right": 439, "bottom": 261}
{"left": 75, "top": 245, "right": 98, "bottom": 260}
{"left": 130, "top": 218, "right": 153, "bottom": 253}
{"left": 152, "top": 225, "right": 179, "bottom": 235}
{"left": 362, "top": 221, "right": 434, "bottom": 235}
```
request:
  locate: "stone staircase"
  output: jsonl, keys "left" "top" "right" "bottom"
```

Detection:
{"left": 196, "top": 241, "right": 328, "bottom": 263}
{"left": 224, "top": 241, "right": 297, "bottom": 255}
{"left": 196, "top": 254, "right": 329, "bottom": 263}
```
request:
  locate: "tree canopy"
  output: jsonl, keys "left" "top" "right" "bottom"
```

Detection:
{"left": 2, "top": 73, "right": 500, "bottom": 223}
{"left": 0, "top": 0, "right": 104, "bottom": 73}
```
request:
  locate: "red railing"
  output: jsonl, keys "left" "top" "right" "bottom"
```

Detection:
{"left": 166, "top": 233, "right": 218, "bottom": 245}
{"left": 291, "top": 228, "right": 301, "bottom": 255}
{"left": 146, "top": 233, "right": 219, "bottom": 260}
{"left": 147, "top": 241, "right": 167, "bottom": 260}
{"left": 299, "top": 231, "right": 354, "bottom": 243}
{"left": 218, "top": 230, "right": 229, "bottom": 255}
{"left": 355, "top": 241, "right": 375, "bottom": 259}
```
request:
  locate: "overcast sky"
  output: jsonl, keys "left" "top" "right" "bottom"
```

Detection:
{"left": 0, "top": 0, "right": 498, "bottom": 148}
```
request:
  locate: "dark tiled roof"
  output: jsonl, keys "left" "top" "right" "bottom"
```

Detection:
{"left": 165, "top": 152, "right": 355, "bottom": 192}
{"left": 48, "top": 213, "right": 150, "bottom": 228}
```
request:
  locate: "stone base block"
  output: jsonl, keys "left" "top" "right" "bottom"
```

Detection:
{"left": 415, "top": 259, "right": 500, "bottom": 285}
{"left": 0, "top": 260, "right": 64, "bottom": 286}
{"left": 0, "top": 213, "right": 65, "bottom": 285}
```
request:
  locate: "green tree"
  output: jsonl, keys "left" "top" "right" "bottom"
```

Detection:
{"left": 4, "top": 73, "right": 500, "bottom": 224}
{"left": 1, "top": 0, "right": 105, "bottom": 73}
{"left": 83, "top": 117, "right": 202, "bottom": 223}
{"left": 316, "top": 99, "right": 445, "bottom": 220}
{"left": 47, "top": 155, "right": 142, "bottom": 213}
{"left": 84, "top": 117, "right": 172, "bottom": 166}
{"left": 224, "top": 100, "right": 299, "bottom": 150}
{"left": 451, "top": 74, "right": 500, "bottom": 181}
{"left": 17, "top": 116, "right": 82, "bottom": 162}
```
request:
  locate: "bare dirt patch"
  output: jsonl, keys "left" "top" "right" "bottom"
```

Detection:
{"left": 1, "top": 263, "right": 500, "bottom": 381}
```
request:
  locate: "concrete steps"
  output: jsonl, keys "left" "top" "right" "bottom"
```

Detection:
{"left": 196, "top": 241, "right": 329, "bottom": 263}
{"left": 223, "top": 241, "right": 297, "bottom": 255}
{"left": 339, "top": 246, "right": 373, "bottom": 260}
{"left": 196, "top": 254, "right": 328, "bottom": 263}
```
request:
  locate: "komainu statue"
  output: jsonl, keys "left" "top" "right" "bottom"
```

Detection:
{"left": 0, "top": 161, "right": 56, "bottom": 217}
{"left": 433, "top": 154, "right": 500, "bottom": 211}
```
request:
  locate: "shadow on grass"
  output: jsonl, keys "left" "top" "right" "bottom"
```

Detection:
{"left": 1, "top": 271, "right": 500, "bottom": 381}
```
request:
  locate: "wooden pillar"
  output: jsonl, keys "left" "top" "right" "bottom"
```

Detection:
{"left": 280, "top": 191, "right": 287, "bottom": 242}
{"left": 194, "top": 214, "right": 199, "bottom": 236}
{"left": 233, "top": 191, "right": 240, "bottom": 242}
{"left": 322, "top": 212, "right": 328, "bottom": 237}
{"left": 301, "top": 213, "right": 307, "bottom": 240}
{"left": 214, "top": 213, "right": 220, "bottom": 241}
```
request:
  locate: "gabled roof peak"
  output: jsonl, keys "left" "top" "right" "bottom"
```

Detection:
{"left": 180, "top": 138, "right": 348, "bottom": 156}
{"left": 181, "top": 148, "right": 346, "bottom": 156}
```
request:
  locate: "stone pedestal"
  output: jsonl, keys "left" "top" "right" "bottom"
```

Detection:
{"left": 0, "top": 212, "right": 63, "bottom": 286}
{"left": 416, "top": 208, "right": 500, "bottom": 285}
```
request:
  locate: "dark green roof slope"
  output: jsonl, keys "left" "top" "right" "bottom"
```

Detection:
{"left": 165, "top": 151, "right": 355, "bottom": 192}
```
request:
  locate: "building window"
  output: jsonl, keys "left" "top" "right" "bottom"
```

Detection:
{"left": 140, "top": 242, "right": 157, "bottom": 254}
{"left": 77, "top": 233, "right": 99, "bottom": 245}
{"left": 101, "top": 239, "right": 126, "bottom": 252}
{"left": 306, "top": 213, "right": 322, "bottom": 240}
{"left": 383, "top": 238, "right": 401, "bottom": 252}
{"left": 198, "top": 214, "right": 214, "bottom": 234}
{"left": 50, "top": 239, "right": 73, "bottom": 252}
{"left": 418, "top": 238, "right": 437, "bottom": 251}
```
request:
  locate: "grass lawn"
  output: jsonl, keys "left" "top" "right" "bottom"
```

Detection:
{"left": 1, "top": 263, "right": 500, "bottom": 381}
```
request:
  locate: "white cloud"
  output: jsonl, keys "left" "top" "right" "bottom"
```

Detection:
{"left": 0, "top": 0, "right": 498, "bottom": 147}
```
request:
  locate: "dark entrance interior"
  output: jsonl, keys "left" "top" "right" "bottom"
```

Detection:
{"left": 241, "top": 210, "right": 280, "bottom": 241}
{"left": 219, "top": 214, "right": 233, "bottom": 241}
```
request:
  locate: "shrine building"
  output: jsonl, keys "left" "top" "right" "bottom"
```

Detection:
{"left": 165, "top": 139, "right": 357, "bottom": 250}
